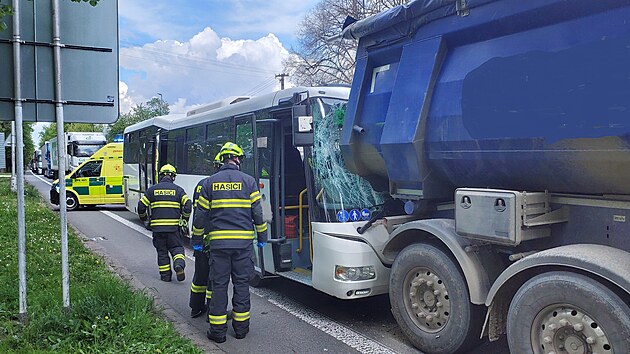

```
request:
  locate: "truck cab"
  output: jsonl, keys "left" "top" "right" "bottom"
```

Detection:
{"left": 50, "top": 142, "right": 124, "bottom": 211}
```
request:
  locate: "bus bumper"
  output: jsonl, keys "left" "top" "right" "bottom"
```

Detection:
{"left": 311, "top": 229, "right": 390, "bottom": 299}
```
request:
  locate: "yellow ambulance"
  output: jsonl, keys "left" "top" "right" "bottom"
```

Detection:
{"left": 50, "top": 142, "right": 124, "bottom": 211}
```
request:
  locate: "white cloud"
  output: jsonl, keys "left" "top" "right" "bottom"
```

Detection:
{"left": 119, "top": 27, "right": 289, "bottom": 113}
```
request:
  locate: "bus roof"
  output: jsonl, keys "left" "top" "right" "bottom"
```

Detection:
{"left": 123, "top": 114, "right": 185, "bottom": 134}
{"left": 169, "top": 86, "right": 350, "bottom": 131}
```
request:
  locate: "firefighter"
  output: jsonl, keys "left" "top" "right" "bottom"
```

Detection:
{"left": 192, "top": 142, "right": 268, "bottom": 343}
{"left": 138, "top": 164, "right": 192, "bottom": 282}
{"left": 189, "top": 153, "right": 223, "bottom": 318}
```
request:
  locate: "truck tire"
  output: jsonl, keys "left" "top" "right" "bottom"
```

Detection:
{"left": 66, "top": 193, "right": 79, "bottom": 211}
{"left": 389, "top": 243, "right": 482, "bottom": 354}
{"left": 507, "top": 271, "right": 630, "bottom": 354}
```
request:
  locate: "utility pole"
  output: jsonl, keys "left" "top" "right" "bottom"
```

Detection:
{"left": 275, "top": 73, "right": 289, "bottom": 90}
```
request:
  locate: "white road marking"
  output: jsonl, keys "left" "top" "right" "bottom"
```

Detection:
{"left": 100, "top": 210, "right": 194, "bottom": 261}
{"left": 30, "top": 171, "right": 52, "bottom": 186}
{"left": 251, "top": 286, "right": 397, "bottom": 354}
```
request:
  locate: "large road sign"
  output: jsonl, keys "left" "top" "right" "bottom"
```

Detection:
{"left": 0, "top": 0, "right": 118, "bottom": 123}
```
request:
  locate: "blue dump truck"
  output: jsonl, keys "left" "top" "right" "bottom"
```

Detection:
{"left": 326, "top": 0, "right": 630, "bottom": 353}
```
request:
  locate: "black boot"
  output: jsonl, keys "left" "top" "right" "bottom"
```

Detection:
{"left": 160, "top": 273, "right": 172, "bottom": 282}
{"left": 174, "top": 265, "right": 185, "bottom": 281}
{"left": 206, "top": 329, "right": 226, "bottom": 343}
{"left": 191, "top": 307, "right": 206, "bottom": 318}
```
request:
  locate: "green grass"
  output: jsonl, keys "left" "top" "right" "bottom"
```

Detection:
{"left": 0, "top": 180, "right": 202, "bottom": 353}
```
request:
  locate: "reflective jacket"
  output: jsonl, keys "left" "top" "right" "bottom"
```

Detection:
{"left": 192, "top": 163, "right": 268, "bottom": 249}
{"left": 138, "top": 176, "right": 192, "bottom": 233}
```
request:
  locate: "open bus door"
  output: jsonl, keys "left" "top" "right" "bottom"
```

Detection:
{"left": 244, "top": 114, "right": 293, "bottom": 285}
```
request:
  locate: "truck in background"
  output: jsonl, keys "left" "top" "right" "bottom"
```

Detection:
{"left": 41, "top": 141, "right": 52, "bottom": 178}
{"left": 50, "top": 142, "right": 124, "bottom": 211}
{"left": 30, "top": 150, "right": 42, "bottom": 174}
{"left": 49, "top": 132, "right": 107, "bottom": 179}
{"left": 332, "top": 1, "right": 630, "bottom": 353}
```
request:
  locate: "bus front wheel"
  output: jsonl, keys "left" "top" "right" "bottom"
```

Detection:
{"left": 389, "top": 243, "right": 482, "bottom": 354}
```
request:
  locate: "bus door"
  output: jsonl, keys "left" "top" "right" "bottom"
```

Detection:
{"left": 235, "top": 115, "right": 272, "bottom": 279}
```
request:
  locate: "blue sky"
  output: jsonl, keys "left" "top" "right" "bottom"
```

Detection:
{"left": 34, "top": 0, "right": 320, "bottom": 143}
{"left": 117, "top": 0, "right": 319, "bottom": 112}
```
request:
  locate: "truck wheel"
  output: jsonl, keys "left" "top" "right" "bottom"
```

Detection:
{"left": 507, "top": 271, "right": 630, "bottom": 354}
{"left": 390, "top": 243, "right": 482, "bottom": 354}
{"left": 66, "top": 194, "right": 79, "bottom": 211}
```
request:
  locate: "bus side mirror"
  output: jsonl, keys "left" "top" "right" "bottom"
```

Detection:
{"left": 292, "top": 105, "right": 313, "bottom": 147}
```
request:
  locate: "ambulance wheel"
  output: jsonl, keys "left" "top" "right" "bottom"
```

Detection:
{"left": 66, "top": 194, "right": 79, "bottom": 211}
{"left": 390, "top": 243, "right": 483, "bottom": 354}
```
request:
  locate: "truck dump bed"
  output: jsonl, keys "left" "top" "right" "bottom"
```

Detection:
{"left": 342, "top": 0, "right": 630, "bottom": 200}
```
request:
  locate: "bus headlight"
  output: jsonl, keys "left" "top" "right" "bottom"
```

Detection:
{"left": 335, "top": 265, "right": 375, "bottom": 281}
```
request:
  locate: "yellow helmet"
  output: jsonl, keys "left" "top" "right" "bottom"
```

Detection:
{"left": 159, "top": 164, "right": 177, "bottom": 176}
{"left": 218, "top": 142, "right": 244, "bottom": 160}
{"left": 213, "top": 152, "right": 223, "bottom": 168}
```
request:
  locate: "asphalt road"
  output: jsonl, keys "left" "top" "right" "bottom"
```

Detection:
{"left": 26, "top": 172, "right": 509, "bottom": 354}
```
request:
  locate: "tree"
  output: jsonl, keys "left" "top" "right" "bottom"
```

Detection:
{"left": 284, "top": 0, "right": 407, "bottom": 86}
{"left": 106, "top": 97, "right": 169, "bottom": 142}
{"left": 0, "top": 0, "right": 99, "bottom": 31}
{"left": 1, "top": 121, "right": 35, "bottom": 165}
{"left": 38, "top": 123, "right": 104, "bottom": 147}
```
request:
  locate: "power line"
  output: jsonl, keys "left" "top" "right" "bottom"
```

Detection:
{"left": 120, "top": 53, "right": 274, "bottom": 78}
{"left": 119, "top": 40, "right": 277, "bottom": 75}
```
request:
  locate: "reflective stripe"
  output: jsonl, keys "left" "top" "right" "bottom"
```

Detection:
{"left": 159, "top": 264, "right": 171, "bottom": 271}
{"left": 173, "top": 254, "right": 185, "bottom": 261}
{"left": 211, "top": 198, "right": 251, "bottom": 209}
{"left": 151, "top": 219, "right": 180, "bottom": 226}
{"left": 197, "top": 196, "right": 210, "bottom": 210}
{"left": 250, "top": 191, "right": 261, "bottom": 203}
{"left": 208, "top": 230, "right": 255, "bottom": 240}
{"left": 209, "top": 314, "right": 227, "bottom": 325}
{"left": 192, "top": 226, "right": 204, "bottom": 236}
{"left": 150, "top": 201, "right": 181, "bottom": 208}
{"left": 255, "top": 223, "right": 268, "bottom": 233}
{"left": 232, "top": 311, "right": 251, "bottom": 322}
{"left": 206, "top": 290, "right": 212, "bottom": 299}
{"left": 191, "top": 283, "right": 206, "bottom": 293}
{"left": 140, "top": 196, "right": 150, "bottom": 206}
{"left": 181, "top": 195, "right": 190, "bottom": 205}
{"left": 182, "top": 212, "right": 191, "bottom": 218}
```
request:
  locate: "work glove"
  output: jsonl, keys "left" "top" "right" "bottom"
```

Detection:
{"left": 191, "top": 237, "right": 203, "bottom": 251}
{"left": 257, "top": 242, "right": 266, "bottom": 248}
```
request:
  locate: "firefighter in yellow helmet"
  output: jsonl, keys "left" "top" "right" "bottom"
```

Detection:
{"left": 138, "top": 164, "right": 192, "bottom": 282}
{"left": 192, "top": 142, "right": 268, "bottom": 343}
{"left": 189, "top": 152, "right": 224, "bottom": 318}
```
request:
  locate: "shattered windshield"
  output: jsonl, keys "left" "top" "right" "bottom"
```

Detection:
{"left": 310, "top": 97, "right": 385, "bottom": 222}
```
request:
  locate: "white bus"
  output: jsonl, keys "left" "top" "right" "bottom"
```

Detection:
{"left": 123, "top": 86, "right": 396, "bottom": 299}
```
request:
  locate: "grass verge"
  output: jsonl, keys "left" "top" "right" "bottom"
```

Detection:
{"left": 0, "top": 180, "right": 202, "bottom": 353}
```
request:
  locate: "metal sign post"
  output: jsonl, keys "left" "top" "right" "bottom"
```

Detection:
{"left": 52, "top": 0, "right": 70, "bottom": 310}
{"left": 12, "top": 0, "right": 28, "bottom": 323}
{"left": 3, "top": 0, "right": 118, "bottom": 319}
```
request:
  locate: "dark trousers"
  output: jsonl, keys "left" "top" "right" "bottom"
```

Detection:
{"left": 189, "top": 250, "right": 212, "bottom": 312}
{"left": 153, "top": 231, "right": 185, "bottom": 277}
{"left": 208, "top": 245, "right": 253, "bottom": 337}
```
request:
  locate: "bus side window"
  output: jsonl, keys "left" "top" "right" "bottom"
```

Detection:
{"left": 235, "top": 116, "right": 255, "bottom": 177}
